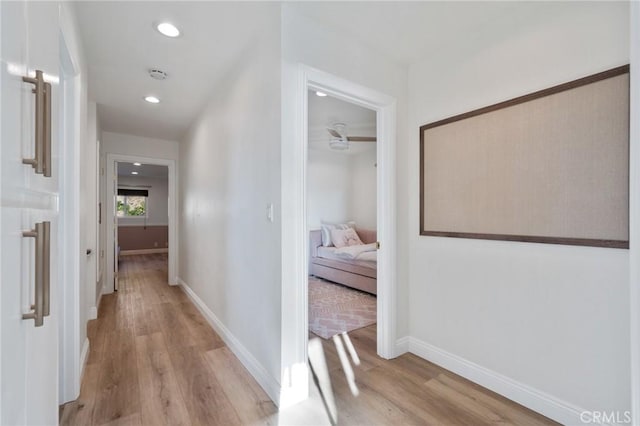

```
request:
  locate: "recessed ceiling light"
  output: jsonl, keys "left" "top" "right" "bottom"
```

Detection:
{"left": 156, "top": 22, "right": 180, "bottom": 38}
{"left": 316, "top": 91, "right": 327, "bottom": 97}
{"left": 133, "top": 162, "right": 141, "bottom": 166}
{"left": 131, "top": 171, "right": 139, "bottom": 175}
{"left": 144, "top": 96, "right": 160, "bottom": 104}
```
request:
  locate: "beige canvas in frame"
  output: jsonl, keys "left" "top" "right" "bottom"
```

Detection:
{"left": 420, "top": 67, "right": 629, "bottom": 248}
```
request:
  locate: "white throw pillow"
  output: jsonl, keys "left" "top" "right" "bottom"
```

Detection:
{"left": 320, "top": 221, "right": 355, "bottom": 247}
{"left": 330, "top": 228, "right": 363, "bottom": 248}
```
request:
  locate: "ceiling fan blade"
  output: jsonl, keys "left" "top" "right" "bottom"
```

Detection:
{"left": 347, "top": 136, "right": 377, "bottom": 142}
{"left": 327, "top": 128, "right": 342, "bottom": 138}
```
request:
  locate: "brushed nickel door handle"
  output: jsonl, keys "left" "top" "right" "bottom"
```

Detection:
{"left": 42, "top": 221, "right": 50, "bottom": 317}
{"left": 22, "top": 222, "right": 45, "bottom": 326}
{"left": 43, "top": 81, "right": 51, "bottom": 177}
{"left": 22, "top": 70, "right": 52, "bottom": 177}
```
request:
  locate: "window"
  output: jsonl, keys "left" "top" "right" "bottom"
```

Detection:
{"left": 117, "top": 188, "right": 148, "bottom": 217}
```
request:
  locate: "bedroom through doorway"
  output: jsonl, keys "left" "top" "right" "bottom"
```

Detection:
{"left": 114, "top": 161, "right": 170, "bottom": 291}
{"left": 306, "top": 90, "right": 379, "bottom": 349}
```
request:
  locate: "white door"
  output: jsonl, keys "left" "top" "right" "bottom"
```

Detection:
{"left": 1, "top": 1, "right": 61, "bottom": 424}
{"left": 114, "top": 162, "right": 119, "bottom": 291}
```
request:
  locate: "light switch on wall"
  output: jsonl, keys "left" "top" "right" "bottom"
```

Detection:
{"left": 266, "top": 203, "right": 274, "bottom": 222}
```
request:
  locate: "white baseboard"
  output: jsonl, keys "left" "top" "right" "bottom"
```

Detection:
{"left": 395, "top": 336, "right": 410, "bottom": 356}
{"left": 80, "top": 338, "right": 90, "bottom": 381}
{"left": 117, "top": 222, "right": 168, "bottom": 228}
{"left": 120, "top": 248, "right": 168, "bottom": 255}
{"left": 96, "top": 286, "right": 103, "bottom": 311}
{"left": 88, "top": 286, "right": 104, "bottom": 320}
{"left": 177, "top": 277, "right": 281, "bottom": 406}
{"left": 407, "top": 337, "right": 587, "bottom": 425}
{"left": 88, "top": 306, "right": 98, "bottom": 320}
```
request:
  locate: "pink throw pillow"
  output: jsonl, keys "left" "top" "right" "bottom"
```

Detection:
{"left": 330, "top": 228, "right": 363, "bottom": 248}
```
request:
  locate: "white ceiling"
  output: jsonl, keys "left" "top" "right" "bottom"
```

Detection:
{"left": 288, "top": 2, "right": 580, "bottom": 66}
{"left": 308, "top": 90, "right": 376, "bottom": 155}
{"left": 76, "top": 1, "right": 581, "bottom": 143}
{"left": 75, "top": 2, "right": 274, "bottom": 141}
{"left": 117, "top": 162, "right": 168, "bottom": 178}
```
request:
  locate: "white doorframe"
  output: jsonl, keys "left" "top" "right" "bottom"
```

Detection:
{"left": 629, "top": 1, "right": 640, "bottom": 423}
{"left": 105, "top": 154, "right": 177, "bottom": 293}
{"left": 58, "top": 29, "right": 81, "bottom": 403}
{"left": 280, "top": 64, "right": 397, "bottom": 406}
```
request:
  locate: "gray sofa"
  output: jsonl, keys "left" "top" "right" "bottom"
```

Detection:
{"left": 309, "top": 229, "right": 377, "bottom": 295}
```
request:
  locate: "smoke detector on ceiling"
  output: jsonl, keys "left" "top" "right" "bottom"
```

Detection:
{"left": 148, "top": 69, "right": 168, "bottom": 80}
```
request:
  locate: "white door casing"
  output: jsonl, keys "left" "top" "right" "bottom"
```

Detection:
{"left": 105, "top": 154, "right": 178, "bottom": 293}
{"left": 280, "top": 64, "right": 397, "bottom": 407}
{"left": 58, "top": 21, "right": 83, "bottom": 404}
{"left": 113, "top": 160, "right": 118, "bottom": 291}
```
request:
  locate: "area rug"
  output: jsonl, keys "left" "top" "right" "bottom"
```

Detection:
{"left": 308, "top": 277, "right": 376, "bottom": 339}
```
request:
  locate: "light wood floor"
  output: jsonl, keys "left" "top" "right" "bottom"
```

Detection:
{"left": 60, "top": 254, "right": 277, "bottom": 426}
{"left": 313, "top": 326, "right": 557, "bottom": 426}
{"left": 61, "top": 254, "right": 556, "bottom": 426}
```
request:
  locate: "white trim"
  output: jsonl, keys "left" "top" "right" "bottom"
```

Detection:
{"left": 407, "top": 337, "right": 589, "bottom": 426}
{"left": 79, "top": 338, "right": 90, "bottom": 381}
{"left": 105, "top": 154, "right": 177, "bottom": 293}
{"left": 629, "top": 2, "right": 640, "bottom": 423}
{"left": 395, "top": 336, "right": 410, "bottom": 356}
{"left": 120, "top": 248, "right": 168, "bottom": 256}
{"left": 58, "top": 27, "right": 82, "bottom": 404}
{"left": 177, "top": 277, "right": 281, "bottom": 405}
{"left": 96, "top": 285, "right": 103, "bottom": 313}
{"left": 88, "top": 286, "right": 102, "bottom": 321}
{"left": 281, "top": 64, "right": 397, "bottom": 406}
{"left": 117, "top": 222, "right": 168, "bottom": 227}
{"left": 87, "top": 306, "right": 97, "bottom": 321}
{"left": 305, "top": 68, "right": 397, "bottom": 359}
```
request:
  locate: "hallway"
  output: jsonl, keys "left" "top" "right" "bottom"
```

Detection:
{"left": 60, "top": 255, "right": 557, "bottom": 426}
{"left": 60, "top": 254, "right": 277, "bottom": 425}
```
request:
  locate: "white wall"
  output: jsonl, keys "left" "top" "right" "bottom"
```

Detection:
{"left": 349, "top": 148, "right": 377, "bottom": 230}
{"left": 117, "top": 175, "right": 168, "bottom": 227}
{"left": 84, "top": 102, "right": 98, "bottom": 316}
{"left": 307, "top": 146, "right": 376, "bottom": 230}
{"left": 178, "top": 2, "right": 282, "bottom": 402}
{"left": 101, "top": 131, "right": 179, "bottom": 161}
{"left": 628, "top": 3, "right": 640, "bottom": 423}
{"left": 407, "top": 2, "right": 630, "bottom": 421}
{"left": 307, "top": 148, "right": 351, "bottom": 228}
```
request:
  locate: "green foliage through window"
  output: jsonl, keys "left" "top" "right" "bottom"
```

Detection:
{"left": 117, "top": 195, "right": 147, "bottom": 217}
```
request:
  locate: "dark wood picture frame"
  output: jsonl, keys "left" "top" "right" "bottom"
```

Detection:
{"left": 419, "top": 65, "right": 630, "bottom": 248}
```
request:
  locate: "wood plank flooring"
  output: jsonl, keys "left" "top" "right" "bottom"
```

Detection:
{"left": 61, "top": 253, "right": 557, "bottom": 426}
{"left": 60, "top": 254, "right": 274, "bottom": 426}
{"left": 314, "top": 326, "right": 557, "bottom": 425}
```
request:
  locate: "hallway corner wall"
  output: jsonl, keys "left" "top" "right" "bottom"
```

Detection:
{"left": 177, "top": 2, "right": 283, "bottom": 404}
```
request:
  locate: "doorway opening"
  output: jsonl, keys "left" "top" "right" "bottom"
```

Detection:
{"left": 114, "top": 162, "right": 170, "bottom": 290}
{"left": 105, "top": 154, "right": 177, "bottom": 294}
{"left": 306, "top": 92, "right": 378, "bottom": 345}
{"left": 280, "top": 65, "right": 397, "bottom": 407}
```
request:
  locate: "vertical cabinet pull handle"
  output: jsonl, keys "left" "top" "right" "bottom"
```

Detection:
{"left": 22, "top": 70, "right": 52, "bottom": 177}
{"left": 22, "top": 221, "right": 50, "bottom": 327}
{"left": 44, "top": 81, "right": 51, "bottom": 177}
{"left": 42, "top": 221, "right": 50, "bottom": 317}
